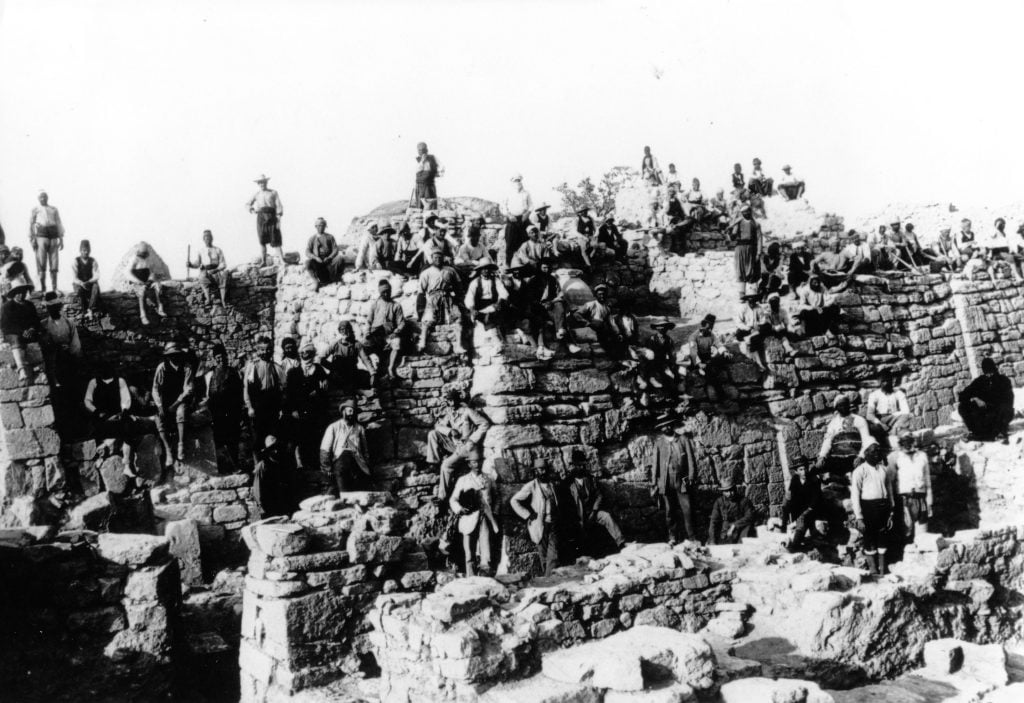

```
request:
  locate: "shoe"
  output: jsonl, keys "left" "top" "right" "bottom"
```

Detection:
{"left": 157, "top": 308, "right": 168, "bottom": 318}
{"left": 141, "top": 316, "right": 151, "bottom": 326}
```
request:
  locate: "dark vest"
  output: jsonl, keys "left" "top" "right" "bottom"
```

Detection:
{"left": 93, "top": 378, "right": 123, "bottom": 415}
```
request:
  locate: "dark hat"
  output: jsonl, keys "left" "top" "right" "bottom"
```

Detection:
{"left": 570, "top": 448, "right": 588, "bottom": 465}
{"left": 507, "top": 264, "right": 534, "bottom": 276}
{"left": 339, "top": 399, "right": 357, "bottom": 411}
{"left": 211, "top": 342, "right": 227, "bottom": 357}
{"left": 162, "top": 341, "right": 183, "bottom": 356}
{"left": 701, "top": 314, "right": 716, "bottom": 326}
{"left": 576, "top": 206, "right": 590, "bottom": 215}
{"left": 650, "top": 316, "right": 676, "bottom": 330}
{"left": 593, "top": 283, "right": 609, "bottom": 293}
{"left": 379, "top": 225, "right": 396, "bottom": 236}
{"left": 43, "top": 291, "right": 62, "bottom": 306}
{"left": 425, "top": 214, "right": 439, "bottom": 227}
{"left": 981, "top": 357, "right": 998, "bottom": 374}
{"left": 281, "top": 336, "right": 297, "bottom": 348}
{"left": 473, "top": 261, "right": 498, "bottom": 273}
{"left": 741, "top": 292, "right": 760, "bottom": 302}
{"left": 444, "top": 388, "right": 464, "bottom": 402}
{"left": 378, "top": 278, "right": 393, "bottom": 289}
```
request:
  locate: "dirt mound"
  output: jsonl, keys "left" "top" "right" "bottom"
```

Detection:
{"left": 344, "top": 196, "right": 502, "bottom": 247}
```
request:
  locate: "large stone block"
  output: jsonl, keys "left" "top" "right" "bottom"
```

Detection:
{"left": 124, "top": 561, "right": 180, "bottom": 603}
{"left": 98, "top": 533, "right": 171, "bottom": 566}
{"left": 483, "top": 424, "right": 543, "bottom": 449}
{"left": 347, "top": 532, "right": 406, "bottom": 564}
{"left": 471, "top": 365, "right": 536, "bottom": 395}
{"left": 165, "top": 519, "right": 203, "bottom": 586}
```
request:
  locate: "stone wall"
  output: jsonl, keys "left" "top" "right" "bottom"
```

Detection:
{"left": 238, "top": 493, "right": 439, "bottom": 703}
{"left": 0, "top": 530, "right": 181, "bottom": 701}
{"left": 370, "top": 542, "right": 734, "bottom": 702}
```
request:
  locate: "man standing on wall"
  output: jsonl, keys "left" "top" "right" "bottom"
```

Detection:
{"left": 244, "top": 336, "right": 285, "bottom": 455}
{"left": 320, "top": 399, "right": 370, "bottom": 494}
{"left": 28, "top": 190, "right": 64, "bottom": 294}
{"left": 247, "top": 174, "right": 284, "bottom": 266}
{"left": 503, "top": 174, "right": 533, "bottom": 268}
{"left": 510, "top": 458, "right": 562, "bottom": 576}
{"left": 729, "top": 204, "right": 761, "bottom": 295}
{"left": 188, "top": 230, "right": 230, "bottom": 307}
{"left": 426, "top": 388, "right": 491, "bottom": 503}
{"left": 152, "top": 342, "right": 194, "bottom": 476}
{"left": 411, "top": 142, "right": 443, "bottom": 210}
{"left": 649, "top": 414, "right": 698, "bottom": 545}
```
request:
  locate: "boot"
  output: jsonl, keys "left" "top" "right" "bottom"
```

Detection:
{"left": 878, "top": 551, "right": 888, "bottom": 576}
{"left": 866, "top": 553, "right": 878, "bottom": 575}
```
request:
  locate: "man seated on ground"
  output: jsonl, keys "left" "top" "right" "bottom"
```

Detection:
{"left": 759, "top": 241, "right": 784, "bottom": 296}
{"left": 567, "top": 448, "right": 625, "bottom": 555}
{"left": 427, "top": 388, "right": 491, "bottom": 503}
{"left": 72, "top": 240, "right": 101, "bottom": 320}
{"left": 958, "top": 356, "right": 1014, "bottom": 442}
{"left": 843, "top": 230, "right": 875, "bottom": 275}
{"left": 777, "top": 164, "right": 805, "bottom": 200}
{"left": 520, "top": 257, "right": 567, "bottom": 359}
{"left": 637, "top": 316, "right": 679, "bottom": 401}
{"left": 449, "top": 459, "right": 498, "bottom": 576}
{"left": 815, "top": 395, "right": 875, "bottom": 480}
{"left": 787, "top": 240, "right": 813, "bottom": 295}
{"left": 811, "top": 238, "right": 851, "bottom": 289}
{"left": 391, "top": 222, "right": 422, "bottom": 276}
{"left": 892, "top": 432, "right": 932, "bottom": 542}
{"left": 748, "top": 158, "right": 773, "bottom": 196}
{"left": 417, "top": 250, "right": 465, "bottom": 354}
{"left": 784, "top": 458, "right": 825, "bottom": 552}
{"left": 84, "top": 361, "right": 136, "bottom": 488}
{"left": 363, "top": 280, "right": 408, "bottom": 384}
{"left": 596, "top": 214, "right": 628, "bottom": 262}
{"left": 305, "top": 217, "right": 345, "bottom": 288}
{"left": 320, "top": 399, "right": 370, "bottom": 494}
{"left": 355, "top": 222, "right": 395, "bottom": 272}
{"left": 464, "top": 261, "right": 510, "bottom": 336}
{"left": 325, "top": 320, "right": 374, "bottom": 395}
{"left": 688, "top": 314, "right": 728, "bottom": 400}
{"left": 683, "top": 178, "right": 707, "bottom": 223}
{"left": 152, "top": 342, "right": 193, "bottom": 475}
{"left": 708, "top": 475, "right": 757, "bottom": 545}
{"left": 510, "top": 459, "right": 562, "bottom": 576}
{"left": 511, "top": 224, "right": 552, "bottom": 269}
{"left": 454, "top": 224, "right": 491, "bottom": 273}
{"left": 128, "top": 243, "right": 167, "bottom": 326}
{"left": 794, "top": 274, "right": 840, "bottom": 336}
{"left": 865, "top": 370, "right": 911, "bottom": 448}
{"left": 569, "top": 283, "right": 637, "bottom": 359}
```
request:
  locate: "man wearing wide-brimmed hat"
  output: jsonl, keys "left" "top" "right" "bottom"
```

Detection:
{"left": 304, "top": 217, "right": 344, "bottom": 290}
{"left": 528, "top": 202, "right": 551, "bottom": 233}
{"left": 29, "top": 190, "right": 64, "bottom": 294}
{"left": 708, "top": 474, "right": 758, "bottom": 545}
{"left": 354, "top": 221, "right": 395, "bottom": 272}
{"left": 0, "top": 270, "right": 40, "bottom": 381}
{"left": 320, "top": 399, "right": 370, "bottom": 494}
{"left": 596, "top": 212, "right": 628, "bottom": 262}
{"left": 638, "top": 316, "right": 679, "bottom": 398}
{"left": 649, "top": 413, "right": 698, "bottom": 545}
{"left": 246, "top": 174, "right": 284, "bottom": 266}
{"left": 152, "top": 341, "right": 194, "bottom": 474}
{"left": 503, "top": 174, "right": 532, "bottom": 268}
{"left": 40, "top": 291, "right": 81, "bottom": 390}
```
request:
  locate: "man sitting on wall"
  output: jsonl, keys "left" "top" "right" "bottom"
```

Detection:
{"left": 417, "top": 249, "right": 465, "bottom": 354}
{"left": 426, "top": 388, "right": 491, "bottom": 503}
{"left": 957, "top": 356, "right": 1014, "bottom": 442}
{"left": 865, "top": 370, "right": 911, "bottom": 448}
{"left": 569, "top": 283, "right": 637, "bottom": 359}
{"left": 811, "top": 238, "right": 852, "bottom": 290}
{"left": 777, "top": 164, "right": 805, "bottom": 200}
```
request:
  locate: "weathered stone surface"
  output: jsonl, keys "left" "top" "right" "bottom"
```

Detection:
{"left": 719, "top": 677, "right": 834, "bottom": 703}
{"left": 97, "top": 533, "right": 171, "bottom": 566}
{"left": 347, "top": 532, "right": 406, "bottom": 564}
{"left": 483, "top": 424, "right": 543, "bottom": 449}
{"left": 65, "top": 491, "right": 112, "bottom": 530}
{"left": 480, "top": 677, "right": 603, "bottom": 703}
{"left": 924, "top": 639, "right": 1007, "bottom": 687}
{"left": 253, "top": 522, "right": 311, "bottom": 557}
{"left": 165, "top": 519, "right": 202, "bottom": 587}
{"left": 124, "top": 561, "right": 179, "bottom": 603}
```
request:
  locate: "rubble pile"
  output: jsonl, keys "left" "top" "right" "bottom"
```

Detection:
{"left": 0, "top": 531, "right": 180, "bottom": 701}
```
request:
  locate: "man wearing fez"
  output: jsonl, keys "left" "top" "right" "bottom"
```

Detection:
{"left": 247, "top": 174, "right": 284, "bottom": 266}
{"left": 320, "top": 399, "right": 370, "bottom": 494}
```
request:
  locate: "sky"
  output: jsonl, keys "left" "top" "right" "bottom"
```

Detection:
{"left": 1, "top": 0, "right": 1022, "bottom": 285}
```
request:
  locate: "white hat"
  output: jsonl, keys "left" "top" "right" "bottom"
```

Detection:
{"left": 254, "top": 174, "right": 270, "bottom": 183}
{"left": 511, "top": 173, "right": 523, "bottom": 182}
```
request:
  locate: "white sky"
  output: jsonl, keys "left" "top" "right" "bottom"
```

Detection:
{"left": 1, "top": 0, "right": 1022, "bottom": 284}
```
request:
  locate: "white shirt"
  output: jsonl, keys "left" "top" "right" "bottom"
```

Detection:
{"left": 850, "top": 463, "right": 894, "bottom": 518}
{"left": 818, "top": 413, "right": 875, "bottom": 460}
{"left": 779, "top": 171, "right": 801, "bottom": 185}
{"left": 893, "top": 450, "right": 932, "bottom": 505}
{"left": 30, "top": 205, "right": 65, "bottom": 236}
{"left": 866, "top": 389, "right": 909, "bottom": 417}
{"left": 503, "top": 188, "right": 533, "bottom": 218}
{"left": 843, "top": 242, "right": 872, "bottom": 261}
{"left": 192, "top": 246, "right": 226, "bottom": 270}
{"left": 986, "top": 230, "right": 1010, "bottom": 250}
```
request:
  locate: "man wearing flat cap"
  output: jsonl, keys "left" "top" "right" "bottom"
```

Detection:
{"left": 247, "top": 174, "right": 284, "bottom": 266}
{"left": 464, "top": 261, "right": 510, "bottom": 333}
{"left": 152, "top": 341, "right": 194, "bottom": 475}
{"left": 29, "top": 190, "right": 64, "bottom": 294}
{"left": 410, "top": 142, "right": 443, "bottom": 210}
{"left": 427, "top": 388, "right": 491, "bottom": 502}
{"left": 363, "top": 279, "right": 408, "bottom": 383}
{"left": 503, "top": 174, "right": 533, "bottom": 267}
{"left": 305, "top": 218, "right": 344, "bottom": 290}
{"left": 285, "top": 341, "right": 330, "bottom": 473}
{"left": 320, "top": 399, "right": 370, "bottom": 494}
